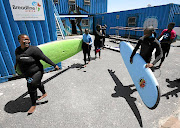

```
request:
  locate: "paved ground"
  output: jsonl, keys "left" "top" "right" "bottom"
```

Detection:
{"left": 0, "top": 36, "right": 180, "bottom": 128}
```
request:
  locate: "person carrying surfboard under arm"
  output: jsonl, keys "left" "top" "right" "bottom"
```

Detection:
{"left": 156, "top": 22, "right": 176, "bottom": 68}
{"left": 15, "top": 34, "right": 59, "bottom": 115}
{"left": 82, "top": 29, "right": 93, "bottom": 67}
{"left": 130, "top": 26, "right": 163, "bottom": 68}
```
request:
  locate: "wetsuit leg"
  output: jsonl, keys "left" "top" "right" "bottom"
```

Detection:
{"left": 159, "top": 50, "right": 166, "bottom": 67}
{"left": 103, "top": 38, "right": 105, "bottom": 47}
{"left": 37, "top": 71, "right": 46, "bottom": 94}
{"left": 82, "top": 43, "right": 87, "bottom": 64}
{"left": 99, "top": 48, "right": 101, "bottom": 57}
{"left": 27, "top": 71, "right": 44, "bottom": 106}
{"left": 95, "top": 46, "right": 97, "bottom": 56}
{"left": 159, "top": 43, "right": 170, "bottom": 67}
{"left": 84, "top": 53, "right": 87, "bottom": 64}
{"left": 88, "top": 46, "right": 91, "bottom": 61}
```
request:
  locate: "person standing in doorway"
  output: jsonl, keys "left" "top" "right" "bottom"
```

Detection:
{"left": 82, "top": 29, "right": 93, "bottom": 67}
{"left": 15, "top": 34, "right": 59, "bottom": 115}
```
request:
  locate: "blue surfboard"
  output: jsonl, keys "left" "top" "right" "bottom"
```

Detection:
{"left": 120, "top": 41, "right": 160, "bottom": 109}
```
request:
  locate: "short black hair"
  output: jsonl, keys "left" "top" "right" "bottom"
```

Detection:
{"left": 96, "top": 25, "right": 101, "bottom": 30}
{"left": 18, "top": 34, "right": 28, "bottom": 41}
{"left": 168, "top": 22, "right": 175, "bottom": 27}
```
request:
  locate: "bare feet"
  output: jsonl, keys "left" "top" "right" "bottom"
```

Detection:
{"left": 83, "top": 65, "right": 87, "bottom": 68}
{"left": 28, "top": 106, "right": 36, "bottom": 115}
{"left": 38, "top": 93, "right": 47, "bottom": 101}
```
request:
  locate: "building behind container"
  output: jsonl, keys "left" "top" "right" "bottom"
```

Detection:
{"left": 53, "top": 0, "right": 107, "bottom": 35}
{"left": 94, "top": 3, "right": 180, "bottom": 39}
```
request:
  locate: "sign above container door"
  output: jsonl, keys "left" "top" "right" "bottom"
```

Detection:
{"left": 9, "top": 0, "right": 45, "bottom": 21}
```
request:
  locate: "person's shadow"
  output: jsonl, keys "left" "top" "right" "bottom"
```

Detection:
{"left": 4, "top": 63, "right": 83, "bottom": 114}
{"left": 161, "top": 78, "right": 180, "bottom": 99}
{"left": 4, "top": 92, "right": 48, "bottom": 114}
{"left": 108, "top": 69, "right": 143, "bottom": 127}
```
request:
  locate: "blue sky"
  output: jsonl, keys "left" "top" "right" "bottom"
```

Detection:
{"left": 108, "top": 0, "right": 180, "bottom": 12}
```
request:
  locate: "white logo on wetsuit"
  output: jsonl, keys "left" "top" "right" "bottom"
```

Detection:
{"left": 163, "top": 33, "right": 169, "bottom": 39}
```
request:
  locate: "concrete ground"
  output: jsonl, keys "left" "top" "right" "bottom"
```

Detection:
{"left": 0, "top": 36, "right": 180, "bottom": 128}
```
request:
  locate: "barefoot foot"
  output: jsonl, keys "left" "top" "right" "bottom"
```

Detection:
{"left": 38, "top": 93, "right": 47, "bottom": 101}
{"left": 28, "top": 106, "right": 36, "bottom": 115}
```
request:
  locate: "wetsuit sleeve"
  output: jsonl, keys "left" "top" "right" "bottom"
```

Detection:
{"left": 130, "top": 40, "right": 141, "bottom": 59}
{"left": 160, "top": 29, "right": 167, "bottom": 36}
{"left": 152, "top": 39, "right": 163, "bottom": 65}
{"left": 33, "top": 47, "right": 56, "bottom": 67}
{"left": 15, "top": 48, "right": 18, "bottom": 69}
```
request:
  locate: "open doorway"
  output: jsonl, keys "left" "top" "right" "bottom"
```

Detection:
{"left": 71, "top": 20, "right": 77, "bottom": 34}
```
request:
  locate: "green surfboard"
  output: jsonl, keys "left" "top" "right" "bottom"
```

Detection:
{"left": 16, "top": 39, "right": 82, "bottom": 75}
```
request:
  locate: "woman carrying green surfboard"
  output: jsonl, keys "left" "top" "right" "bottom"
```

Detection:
{"left": 15, "top": 34, "right": 59, "bottom": 115}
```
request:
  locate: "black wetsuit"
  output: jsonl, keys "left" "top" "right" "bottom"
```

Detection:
{"left": 158, "top": 30, "right": 173, "bottom": 66}
{"left": 15, "top": 46, "right": 56, "bottom": 106}
{"left": 94, "top": 30, "right": 104, "bottom": 57}
{"left": 130, "top": 36, "right": 163, "bottom": 65}
{"left": 102, "top": 26, "right": 106, "bottom": 47}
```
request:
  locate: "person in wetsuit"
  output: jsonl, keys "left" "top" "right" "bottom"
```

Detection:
{"left": 130, "top": 26, "right": 163, "bottom": 68}
{"left": 156, "top": 22, "right": 176, "bottom": 68}
{"left": 15, "top": 34, "right": 59, "bottom": 114}
{"left": 94, "top": 25, "right": 105, "bottom": 59}
{"left": 101, "top": 24, "right": 107, "bottom": 48}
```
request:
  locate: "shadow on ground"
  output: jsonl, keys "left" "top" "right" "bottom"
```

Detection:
{"left": 4, "top": 63, "right": 84, "bottom": 114}
{"left": 108, "top": 69, "right": 143, "bottom": 127}
{"left": 4, "top": 91, "right": 48, "bottom": 114}
{"left": 161, "top": 78, "right": 180, "bottom": 99}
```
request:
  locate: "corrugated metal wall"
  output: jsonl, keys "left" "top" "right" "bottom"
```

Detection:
{"left": 94, "top": 4, "right": 180, "bottom": 38}
{"left": 0, "top": 0, "right": 57, "bottom": 83}
{"left": 55, "top": 0, "right": 107, "bottom": 14}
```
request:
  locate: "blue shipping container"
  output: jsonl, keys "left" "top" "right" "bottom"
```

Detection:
{"left": 94, "top": 3, "right": 180, "bottom": 38}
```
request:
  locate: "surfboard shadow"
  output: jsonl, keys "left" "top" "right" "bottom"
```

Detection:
{"left": 42, "top": 63, "right": 84, "bottom": 84}
{"left": 108, "top": 69, "right": 143, "bottom": 127}
{"left": 161, "top": 78, "right": 180, "bottom": 99}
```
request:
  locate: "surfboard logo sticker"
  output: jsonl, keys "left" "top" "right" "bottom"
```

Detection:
{"left": 139, "top": 79, "right": 146, "bottom": 88}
